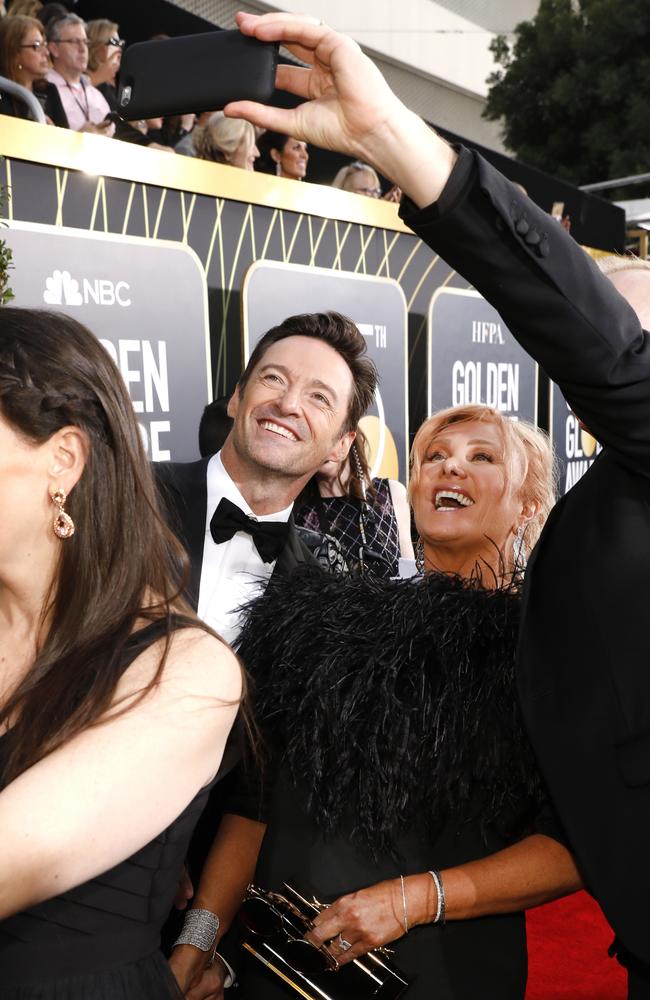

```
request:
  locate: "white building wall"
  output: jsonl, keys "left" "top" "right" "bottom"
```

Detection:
{"left": 170, "top": 0, "right": 540, "bottom": 151}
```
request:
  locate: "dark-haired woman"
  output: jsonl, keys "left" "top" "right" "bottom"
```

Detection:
{"left": 0, "top": 308, "right": 241, "bottom": 998}
{"left": 0, "top": 14, "right": 65, "bottom": 123}
{"left": 228, "top": 405, "right": 582, "bottom": 1000}
{"left": 294, "top": 427, "right": 413, "bottom": 576}
{"left": 257, "top": 129, "right": 309, "bottom": 180}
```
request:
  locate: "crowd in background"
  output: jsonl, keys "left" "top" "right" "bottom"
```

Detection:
{"left": 0, "top": 0, "right": 398, "bottom": 199}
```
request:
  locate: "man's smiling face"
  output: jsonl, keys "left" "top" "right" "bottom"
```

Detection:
{"left": 227, "top": 335, "right": 355, "bottom": 480}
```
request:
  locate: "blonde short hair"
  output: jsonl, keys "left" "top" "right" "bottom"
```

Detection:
{"left": 193, "top": 112, "right": 255, "bottom": 164}
{"left": 597, "top": 253, "right": 650, "bottom": 277}
{"left": 6, "top": 0, "right": 41, "bottom": 16}
{"left": 332, "top": 161, "right": 381, "bottom": 193}
{"left": 86, "top": 19, "right": 119, "bottom": 72}
{"left": 409, "top": 404, "right": 557, "bottom": 555}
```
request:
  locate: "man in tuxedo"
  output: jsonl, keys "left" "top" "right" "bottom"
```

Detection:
{"left": 192, "top": 12, "right": 650, "bottom": 998}
{"left": 164, "top": 309, "right": 377, "bottom": 994}
{"left": 158, "top": 309, "right": 377, "bottom": 643}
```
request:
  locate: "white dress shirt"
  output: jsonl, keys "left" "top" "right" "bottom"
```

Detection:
{"left": 197, "top": 452, "right": 293, "bottom": 645}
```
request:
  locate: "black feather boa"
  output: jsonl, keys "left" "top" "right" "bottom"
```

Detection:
{"left": 236, "top": 568, "right": 544, "bottom": 856}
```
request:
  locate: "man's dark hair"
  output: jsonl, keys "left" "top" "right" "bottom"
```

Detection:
{"left": 198, "top": 395, "right": 233, "bottom": 457}
{"left": 238, "top": 312, "right": 378, "bottom": 433}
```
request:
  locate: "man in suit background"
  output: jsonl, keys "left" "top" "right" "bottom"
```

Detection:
{"left": 162, "top": 309, "right": 378, "bottom": 993}
{"left": 210, "top": 12, "right": 650, "bottom": 998}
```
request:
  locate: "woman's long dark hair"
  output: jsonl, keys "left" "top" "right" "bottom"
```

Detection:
{"left": 0, "top": 308, "right": 226, "bottom": 782}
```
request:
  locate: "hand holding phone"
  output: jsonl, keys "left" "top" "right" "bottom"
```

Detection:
{"left": 116, "top": 30, "right": 278, "bottom": 121}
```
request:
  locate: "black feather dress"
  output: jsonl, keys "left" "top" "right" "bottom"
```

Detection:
{"left": 234, "top": 567, "right": 563, "bottom": 1000}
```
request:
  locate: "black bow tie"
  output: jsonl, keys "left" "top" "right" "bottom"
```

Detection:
{"left": 210, "top": 497, "right": 289, "bottom": 564}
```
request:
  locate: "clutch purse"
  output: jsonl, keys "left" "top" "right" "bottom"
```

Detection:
{"left": 237, "top": 883, "right": 410, "bottom": 1000}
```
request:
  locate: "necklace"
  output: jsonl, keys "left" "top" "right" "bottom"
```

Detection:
{"left": 65, "top": 78, "right": 89, "bottom": 123}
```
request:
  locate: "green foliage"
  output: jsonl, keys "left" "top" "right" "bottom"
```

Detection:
{"left": 0, "top": 160, "right": 14, "bottom": 306}
{"left": 484, "top": 0, "right": 650, "bottom": 187}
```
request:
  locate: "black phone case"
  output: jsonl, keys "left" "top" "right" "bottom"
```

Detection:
{"left": 116, "top": 30, "right": 278, "bottom": 120}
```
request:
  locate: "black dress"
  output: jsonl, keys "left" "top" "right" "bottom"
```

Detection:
{"left": 0, "top": 620, "right": 237, "bottom": 998}
{"left": 232, "top": 569, "right": 564, "bottom": 1000}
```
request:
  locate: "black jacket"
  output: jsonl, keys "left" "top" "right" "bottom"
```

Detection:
{"left": 401, "top": 147, "right": 650, "bottom": 963}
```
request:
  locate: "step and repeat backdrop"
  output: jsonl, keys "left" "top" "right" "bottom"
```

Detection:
{"left": 4, "top": 220, "right": 210, "bottom": 463}
{"left": 0, "top": 118, "right": 603, "bottom": 489}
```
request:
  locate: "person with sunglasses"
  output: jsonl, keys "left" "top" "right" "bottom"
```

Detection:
{"left": 0, "top": 14, "right": 65, "bottom": 124}
{"left": 45, "top": 13, "right": 114, "bottom": 134}
{"left": 86, "top": 18, "right": 123, "bottom": 113}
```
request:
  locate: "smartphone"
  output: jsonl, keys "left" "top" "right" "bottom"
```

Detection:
{"left": 116, "top": 30, "right": 278, "bottom": 121}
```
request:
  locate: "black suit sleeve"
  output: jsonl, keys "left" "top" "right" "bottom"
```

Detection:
{"left": 400, "top": 146, "right": 650, "bottom": 477}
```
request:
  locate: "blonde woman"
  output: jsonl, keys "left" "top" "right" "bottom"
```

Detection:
{"left": 86, "top": 18, "right": 122, "bottom": 110}
{"left": 178, "top": 405, "right": 582, "bottom": 1000}
{"left": 193, "top": 112, "right": 259, "bottom": 170}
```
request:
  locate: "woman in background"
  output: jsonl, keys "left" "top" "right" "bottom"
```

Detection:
{"left": 294, "top": 427, "right": 413, "bottom": 576}
{"left": 257, "top": 129, "right": 309, "bottom": 180}
{"left": 86, "top": 18, "right": 122, "bottom": 111}
{"left": 193, "top": 112, "right": 259, "bottom": 170}
{"left": 0, "top": 14, "right": 64, "bottom": 123}
{"left": 0, "top": 309, "right": 241, "bottom": 998}
{"left": 333, "top": 160, "right": 401, "bottom": 202}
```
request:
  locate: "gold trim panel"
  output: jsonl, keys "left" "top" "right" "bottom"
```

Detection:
{"left": 0, "top": 116, "right": 411, "bottom": 233}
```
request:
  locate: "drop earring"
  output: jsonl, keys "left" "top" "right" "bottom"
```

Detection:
{"left": 50, "top": 488, "right": 75, "bottom": 539}
{"left": 415, "top": 537, "right": 425, "bottom": 574}
{"left": 513, "top": 522, "right": 526, "bottom": 571}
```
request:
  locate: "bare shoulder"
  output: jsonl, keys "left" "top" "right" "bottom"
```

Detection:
{"left": 120, "top": 626, "right": 242, "bottom": 705}
{"left": 387, "top": 478, "right": 408, "bottom": 501}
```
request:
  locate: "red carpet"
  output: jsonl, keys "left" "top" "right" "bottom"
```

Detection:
{"left": 526, "top": 891, "right": 626, "bottom": 999}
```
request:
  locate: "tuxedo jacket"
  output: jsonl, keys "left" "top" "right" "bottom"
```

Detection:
{"left": 402, "top": 148, "right": 650, "bottom": 962}
{"left": 156, "top": 456, "right": 317, "bottom": 612}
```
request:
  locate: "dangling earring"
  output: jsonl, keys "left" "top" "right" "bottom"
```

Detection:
{"left": 513, "top": 522, "right": 526, "bottom": 571}
{"left": 350, "top": 444, "right": 368, "bottom": 501}
{"left": 50, "top": 488, "right": 75, "bottom": 539}
{"left": 17, "top": 63, "right": 22, "bottom": 71}
{"left": 275, "top": 162, "right": 282, "bottom": 176}
{"left": 415, "top": 537, "right": 425, "bottom": 574}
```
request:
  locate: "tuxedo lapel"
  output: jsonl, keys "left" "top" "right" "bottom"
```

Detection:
{"left": 155, "top": 458, "right": 210, "bottom": 611}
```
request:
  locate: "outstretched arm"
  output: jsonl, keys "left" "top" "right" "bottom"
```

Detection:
{"left": 228, "top": 12, "right": 650, "bottom": 472}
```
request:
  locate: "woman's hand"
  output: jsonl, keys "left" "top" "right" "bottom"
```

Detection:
{"left": 169, "top": 946, "right": 229, "bottom": 999}
{"left": 169, "top": 944, "right": 209, "bottom": 993}
{"left": 305, "top": 878, "right": 412, "bottom": 966}
{"left": 226, "top": 12, "right": 456, "bottom": 208}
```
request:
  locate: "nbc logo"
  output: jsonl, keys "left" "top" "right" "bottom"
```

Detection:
{"left": 43, "top": 269, "right": 82, "bottom": 306}
{"left": 42, "top": 269, "right": 131, "bottom": 307}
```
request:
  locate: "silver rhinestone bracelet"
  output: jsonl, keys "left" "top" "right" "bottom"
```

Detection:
{"left": 173, "top": 908, "right": 220, "bottom": 951}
